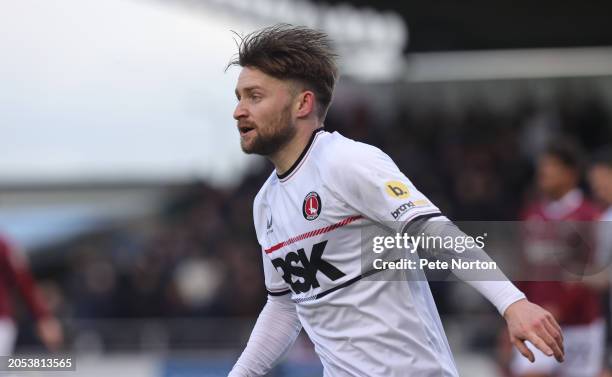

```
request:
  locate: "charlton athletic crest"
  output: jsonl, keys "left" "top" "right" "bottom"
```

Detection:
{"left": 303, "top": 191, "right": 322, "bottom": 220}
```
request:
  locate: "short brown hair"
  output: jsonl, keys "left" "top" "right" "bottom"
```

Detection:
{"left": 544, "top": 137, "right": 584, "bottom": 173}
{"left": 227, "top": 24, "right": 338, "bottom": 120}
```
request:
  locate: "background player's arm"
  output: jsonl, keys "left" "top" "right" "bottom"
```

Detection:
{"left": 228, "top": 294, "right": 302, "bottom": 377}
{"left": 0, "top": 238, "right": 63, "bottom": 351}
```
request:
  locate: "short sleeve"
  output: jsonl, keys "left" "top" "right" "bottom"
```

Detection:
{"left": 262, "top": 249, "right": 292, "bottom": 296}
{"left": 326, "top": 142, "right": 441, "bottom": 233}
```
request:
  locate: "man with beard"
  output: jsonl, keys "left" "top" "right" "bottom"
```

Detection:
{"left": 226, "top": 24, "right": 564, "bottom": 377}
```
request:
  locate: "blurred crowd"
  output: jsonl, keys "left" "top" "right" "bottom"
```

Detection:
{"left": 5, "top": 88, "right": 612, "bottom": 356}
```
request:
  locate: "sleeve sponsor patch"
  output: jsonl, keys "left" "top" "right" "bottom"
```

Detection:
{"left": 391, "top": 199, "right": 430, "bottom": 219}
{"left": 385, "top": 181, "right": 410, "bottom": 199}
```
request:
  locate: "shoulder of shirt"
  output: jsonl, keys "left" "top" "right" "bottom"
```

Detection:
{"left": 316, "top": 131, "right": 387, "bottom": 173}
{"left": 251, "top": 171, "right": 278, "bottom": 242}
{"left": 253, "top": 170, "right": 277, "bottom": 211}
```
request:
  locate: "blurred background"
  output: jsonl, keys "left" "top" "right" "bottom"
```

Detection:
{"left": 1, "top": 0, "right": 612, "bottom": 376}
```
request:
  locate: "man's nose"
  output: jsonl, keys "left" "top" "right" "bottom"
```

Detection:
{"left": 233, "top": 102, "right": 248, "bottom": 120}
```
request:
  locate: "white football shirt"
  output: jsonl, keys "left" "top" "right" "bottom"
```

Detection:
{"left": 253, "top": 128, "right": 459, "bottom": 377}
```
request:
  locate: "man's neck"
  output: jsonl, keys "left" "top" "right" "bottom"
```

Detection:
{"left": 270, "top": 124, "right": 321, "bottom": 176}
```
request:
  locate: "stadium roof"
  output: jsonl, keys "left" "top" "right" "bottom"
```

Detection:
{"left": 316, "top": 0, "right": 612, "bottom": 52}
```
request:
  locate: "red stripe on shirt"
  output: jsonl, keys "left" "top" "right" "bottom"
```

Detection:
{"left": 264, "top": 215, "right": 363, "bottom": 254}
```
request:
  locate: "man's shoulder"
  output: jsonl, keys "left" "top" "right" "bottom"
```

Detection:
{"left": 253, "top": 170, "right": 277, "bottom": 206}
{"left": 316, "top": 131, "right": 386, "bottom": 173}
{"left": 251, "top": 171, "right": 278, "bottom": 241}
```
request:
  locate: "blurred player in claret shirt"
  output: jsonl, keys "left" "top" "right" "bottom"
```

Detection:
{"left": 588, "top": 146, "right": 612, "bottom": 377}
{"left": 510, "top": 139, "right": 605, "bottom": 377}
{"left": 0, "top": 234, "right": 64, "bottom": 355}
{"left": 589, "top": 146, "right": 612, "bottom": 274}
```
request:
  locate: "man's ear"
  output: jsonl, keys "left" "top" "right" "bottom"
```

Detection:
{"left": 295, "top": 90, "right": 316, "bottom": 119}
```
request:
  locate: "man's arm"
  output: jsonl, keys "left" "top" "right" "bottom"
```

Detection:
{"left": 228, "top": 294, "right": 302, "bottom": 377}
{"left": 406, "top": 217, "right": 565, "bottom": 363}
{"left": 322, "top": 142, "right": 564, "bottom": 363}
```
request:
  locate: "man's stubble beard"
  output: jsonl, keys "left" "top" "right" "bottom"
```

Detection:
{"left": 240, "top": 103, "right": 296, "bottom": 156}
